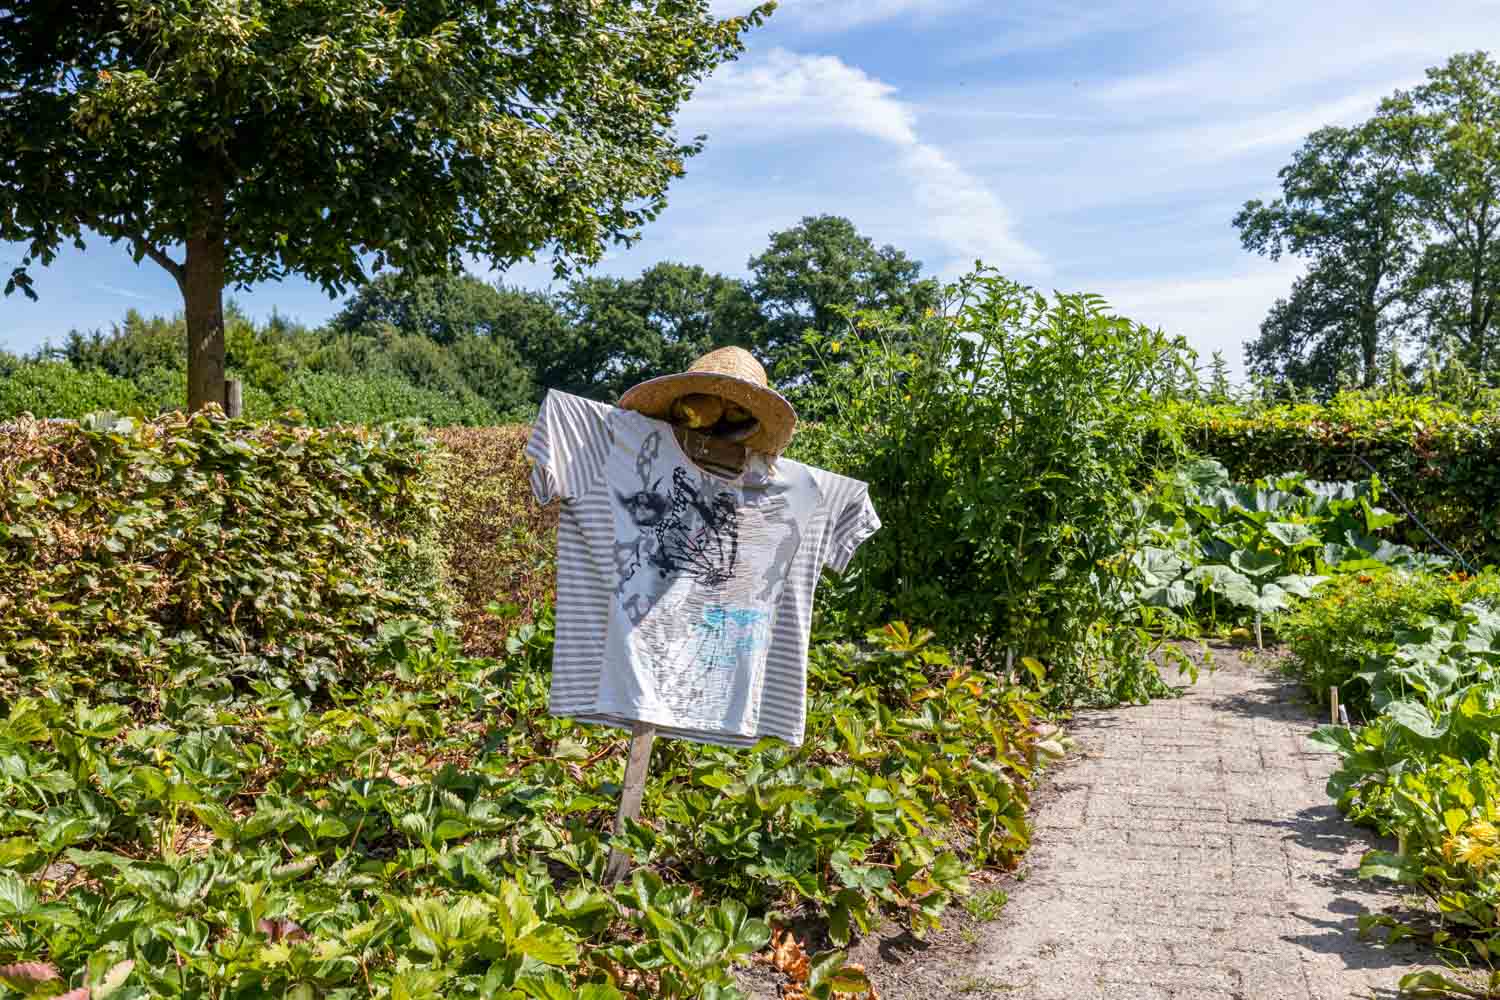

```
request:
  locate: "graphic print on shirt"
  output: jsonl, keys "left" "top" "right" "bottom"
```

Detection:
{"left": 617, "top": 466, "right": 740, "bottom": 586}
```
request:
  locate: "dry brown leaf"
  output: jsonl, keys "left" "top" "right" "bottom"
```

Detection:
{"left": 769, "top": 926, "right": 810, "bottom": 983}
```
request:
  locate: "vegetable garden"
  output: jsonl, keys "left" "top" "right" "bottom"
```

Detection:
{"left": 3, "top": 272, "right": 1500, "bottom": 998}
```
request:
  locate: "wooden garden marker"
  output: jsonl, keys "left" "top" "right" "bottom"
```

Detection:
{"left": 1330, "top": 685, "right": 1340, "bottom": 726}
{"left": 605, "top": 721, "right": 657, "bottom": 884}
{"left": 224, "top": 378, "right": 243, "bottom": 418}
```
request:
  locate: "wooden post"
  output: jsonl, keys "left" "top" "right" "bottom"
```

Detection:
{"left": 605, "top": 722, "right": 656, "bottom": 884}
{"left": 224, "top": 378, "right": 243, "bottom": 418}
{"left": 1330, "top": 685, "right": 1339, "bottom": 726}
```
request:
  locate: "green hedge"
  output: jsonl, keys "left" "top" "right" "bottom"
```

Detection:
{"left": 0, "top": 361, "right": 145, "bottom": 419}
{"left": 0, "top": 411, "right": 446, "bottom": 696}
{"left": 1173, "top": 394, "right": 1500, "bottom": 563}
{"left": 284, "top": 370, "right": 501, "bottom": 426}
{"left": 0, "top": 361, "right": 504, "bottom": 426}
{"left": 432, "top": 424, "right": 557, "bottom": 656}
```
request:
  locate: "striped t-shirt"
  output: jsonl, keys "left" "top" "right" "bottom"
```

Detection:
{"left": 525, "top": 390, "right": 880, "bottom": 747}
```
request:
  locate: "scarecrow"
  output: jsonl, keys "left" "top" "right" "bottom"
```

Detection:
{"left": 525, "top": 346, "right": 880, "bottom": 879}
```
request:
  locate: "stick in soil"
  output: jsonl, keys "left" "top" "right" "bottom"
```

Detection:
{"left": 605, "top": 721, "right": 656, "bottom": 884}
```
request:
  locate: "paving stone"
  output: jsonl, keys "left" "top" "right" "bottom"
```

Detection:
{"left": 962, "top": 647, "right": 1437, "bottom": 999}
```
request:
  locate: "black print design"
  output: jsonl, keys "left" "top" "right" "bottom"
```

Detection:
{"left": 618, "top": 467, "right": 740, "bottom": 586}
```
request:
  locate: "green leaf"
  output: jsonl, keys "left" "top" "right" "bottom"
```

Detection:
{"left": 513, "top": 925, "right": 578, "bottom": 967}
{"left": 1020, "top": 656, "right": 1047, "bottom": 684}
{"left": 0, "top": 838, "right": 36, "bottom": 867}
{"left": 0, "top": 873, "right": 36, "bottom": 916}
{"left": 1360, "top": 850, "right": 1421, "bottom": 883}
{"left": 1385, "top": 700, "right": 1447, "bottom": 741}
{"left": 1230, "top": 549, "right": 1283, "bottom": 578}
{"left": 1265, "top": 521, "right": 1318, "bottom": 548}
{"left": 90, "top": 960, "right": 134, "bottom": 1000}
{"left": 807, "top": 948, "right": 848, "bottom": 992}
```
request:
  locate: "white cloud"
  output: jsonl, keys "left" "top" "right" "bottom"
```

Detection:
{"left": 91, "top": 282, "right": 153, "bottom": 302}
{"left": 1092, "top": 257, "right": 1305, "bottom": 378}
{"left": 1089, "top": 0, "right": 1500, "bottom": 109}
{"left": 711, "top": 0, "right": 970, "bottom": 31}
{"left": 683, "top": 49, "right": 1045, "bottom": 274}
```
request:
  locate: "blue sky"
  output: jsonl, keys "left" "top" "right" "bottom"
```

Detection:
{"left": 4, "top": 0, "right": 1499, "bottom": 374}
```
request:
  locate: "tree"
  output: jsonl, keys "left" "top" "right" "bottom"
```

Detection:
{"left": 1235, "top": 124, "right": 1416, "bottom": 391}
{"left": 547, "top": 262, "right": 762, "bottom": 400}
{"left": 1376, "top": 51, "right": 1500, "bottom": 373}
{"left": 748, "top": 215, "right": 939, "bottom": 374}
{"left": 0, "top": 1, "right": 769, "bottom": 410}
{"left": 328, "top": 271, "right": 536, "bottom": 414}
{"left": 332, "top": 272, "right": 521, "bottom": 346}
{"left": 1245, "top": 260, "right": 1398, "bottom": 395}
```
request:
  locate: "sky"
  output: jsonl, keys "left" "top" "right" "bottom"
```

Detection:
{"left": 3, "top": 0, "right": 1499, "bottom": 375}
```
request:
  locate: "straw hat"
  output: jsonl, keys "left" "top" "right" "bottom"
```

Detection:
{"left": 618, "top": 346, "right": 797, "bottom": 455}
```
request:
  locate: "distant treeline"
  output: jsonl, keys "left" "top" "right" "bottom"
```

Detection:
{"left": 0, "top": 215, "right": 937, "bottom": 424}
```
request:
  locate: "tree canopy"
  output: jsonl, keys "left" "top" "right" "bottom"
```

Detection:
{"left": 1380, "top": 51, "right": 1500, "bottom": 372}
{"left": 0, "top": 0, "right": 769, "bottom": 409}
{"left": 748, "top": 214, "right": 939, "bottom": 375}
{"left": 1236, "top": 124, "right": 1415, "bottom": 392}
{"left": 1238, "top": 50, "right": 1500, "bottom": 392}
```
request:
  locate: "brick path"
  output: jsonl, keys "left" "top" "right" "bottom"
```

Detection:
{"left": 966, "top": 647, "right": 1431, "bottom": 1000}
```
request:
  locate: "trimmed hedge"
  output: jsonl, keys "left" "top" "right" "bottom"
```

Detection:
{"left": 0, "top": 362, "right": 502, "bottom": 426}
{"left": 0, "top": 411, "right": 445, "bottom": 695}
{"left": 432, "top": 424, "right": 556, "bottom": 656}
{"left": 1174, "top": 394, "right": 1500, "bottom": 563}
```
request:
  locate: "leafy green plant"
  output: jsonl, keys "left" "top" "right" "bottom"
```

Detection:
{"left": 1133, "top": 460, "right": 1443, "bottom": 643}
{"left": 789, "top": 269, "right": 1197, "bottom": 701}
{"left": 1172, "top": 392, "right": 1500, "bottom": 564}
{"left": 1282, "top": 568, "right": 1500, "bottom": 712}
{"left": 1310, "top": 599, "right": 1500, "bottom": 965}
{"left": 0, "top": 578, "right": 1055, "bottom": 999}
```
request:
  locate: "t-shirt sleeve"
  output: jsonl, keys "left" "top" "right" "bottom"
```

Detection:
{"left": 525, "top": 390, "right": 613, "bottom": 504}
{"left": 824, "top": 481, "right": 881, "bottom": 574}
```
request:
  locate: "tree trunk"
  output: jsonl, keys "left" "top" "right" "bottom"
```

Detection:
{"left": 184, "top": 233, "right": 228, "bottom": 413}
{"left": 1359, "top": 275, "right": 1381, "bottom": 389}
{"left": 1360, "top": 314, "right": 1379, "bottom": 388}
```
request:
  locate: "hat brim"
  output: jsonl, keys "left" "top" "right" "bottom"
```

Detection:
{"left": 618, "top": 371, "right": 797, "bottom": 455}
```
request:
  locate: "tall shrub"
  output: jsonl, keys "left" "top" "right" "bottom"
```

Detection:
{"left": 791, "top": 270, "right": 1195, "bottom": 696}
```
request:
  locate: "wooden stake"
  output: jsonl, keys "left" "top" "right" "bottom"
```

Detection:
{"left": 1330, "top": 685, "right": 1340, "bottom": 726}
{"left": 1254, "top": 612, "right": 1264, "bottom": 651}
{"left": 224, "top": 378, "right": 243, "bottom": 418}
{"left": 605, "top": 721, "right": 656, "bottom": 884}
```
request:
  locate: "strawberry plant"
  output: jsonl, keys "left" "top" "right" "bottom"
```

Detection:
{"left": 0, "top": 595, "right": 1053, "bottom": 998}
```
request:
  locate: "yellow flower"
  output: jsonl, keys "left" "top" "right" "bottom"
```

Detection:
{"left": 1469, "top": 820, "right": 1500, "bottom": 843}
{"left": 1457, "top": 837, "right": 1500, "bottom": 872}
{"left": 830, "top": 341, "right": 842, "bottom": 354}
